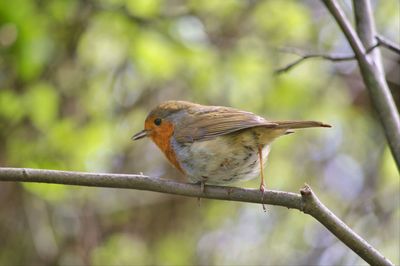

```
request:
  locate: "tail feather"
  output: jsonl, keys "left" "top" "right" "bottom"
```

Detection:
{"left": 273, "top": 120, "right": 331, "bottom": 129}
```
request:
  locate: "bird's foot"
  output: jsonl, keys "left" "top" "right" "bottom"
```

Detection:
{"left": 260, "top": 183, "right": 267, "bottom": 212}
{"left": 197, "top": 179, "right": 206, "bottom": 207}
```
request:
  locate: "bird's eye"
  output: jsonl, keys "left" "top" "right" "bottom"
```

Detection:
{"left": 154, "top": 118, "right": 162, "bottom": 126}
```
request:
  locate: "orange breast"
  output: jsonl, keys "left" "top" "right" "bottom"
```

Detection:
{"left": 150, "top": 121, "right": 184, "bottom": 174}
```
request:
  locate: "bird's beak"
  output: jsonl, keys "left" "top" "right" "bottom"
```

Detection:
{"left": 131, "top": 129, "right": 150, "bottom": 140}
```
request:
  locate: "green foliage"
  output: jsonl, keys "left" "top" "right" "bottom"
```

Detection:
{"left": 0, "top": 89, "right": 24, "bottom": 123}
{"left": 154, "top": 233, "right": 194, "bottom": 265}
{"left": 126, "top": 0, "right": 161, "bottom": 18}
{"left": 91, "top": 234, "right": 150, "bottom": 265}
{"left": 78, "top": 12, "right": 133, "bottom": 69}
{"left": 131, "top": 31, "right": 182, "bottom": 80}
{"left": 23, "top": 183, "right": 69, "bottom": 202}
{"left": 0, "top": 0, "right": 54, "bottom": 81}
{"left": 25, "top": 82, "right": 59, "bottom": 130}
{"left": 253, "top": 1, "right": 312, "bottom": 43}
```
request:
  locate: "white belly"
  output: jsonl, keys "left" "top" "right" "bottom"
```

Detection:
{"left": 171, "top": 131, "right": 271, "bottom": 185}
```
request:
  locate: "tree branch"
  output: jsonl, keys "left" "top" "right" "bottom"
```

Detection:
{"left": 321, "top": 0, "right": 400, "bottom": 169}
{"left": 274, "top": 42, "right": 381, "bottom": 74}
{"left": 274, "top": 49, "right": 356, "bottom": 74}
{"left": 0, "top": 167, "right": 394, "bottom": 266}
{"left": 353, "top": 0, "right": 385, "bottom": 75}
{"left": 376, "top": 35, "right": 400, "bottom": 55}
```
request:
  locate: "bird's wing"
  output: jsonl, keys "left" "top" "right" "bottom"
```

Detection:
{"left": 174, "top": 106, "right": 278, "bottom": 143}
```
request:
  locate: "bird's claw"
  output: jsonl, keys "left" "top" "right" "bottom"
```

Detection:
{"left": 260, "top": 183, "right": 266, "bottom": 212}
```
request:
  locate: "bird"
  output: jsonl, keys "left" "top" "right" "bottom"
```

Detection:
{"left": 132, "top": 100, "right": 331, "bottom": 209}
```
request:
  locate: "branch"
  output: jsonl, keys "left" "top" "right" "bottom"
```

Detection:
{"left": 322, "top": 0, "right": 400, "bottom": 169}
{"left": 376, "top": 35, "right": 400, "bottom": 55}
{"left": 0, "top": 167, "right": 394, "bottom": 266}
{"left": 274, "top": 50, "right": 355, "bottom": 74}
{"left": 274, "top": 40, "right": 383, "bottom": 74}
{"left": 353, "top": 0, "right": 385, "bottom": 75}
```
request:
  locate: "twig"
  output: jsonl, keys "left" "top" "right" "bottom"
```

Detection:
{"left": 322, "top": 0, "right": 400, "bottom": 169}
{"left": 376, "top": 35, "right": 400, "bottom": 55}
{"left": 274, "top": 52, "right": 355, "bottom": 74}
{"left": 274, "top": 41, "right": 383, "bottom": 74}
{"left": 0, "top": 167, "right": 394, "bottom": 266}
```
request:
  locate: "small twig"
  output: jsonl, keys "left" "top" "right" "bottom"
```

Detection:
{"left": 376, "top": 35, "right": 400, "bottom": 55}
{"left": 275, "top": 37, "right": 395, "bottom": 74}
{"left": 274, "top": 44, "right": 382, "bottom": 74}
{"left": 274, "top": 51, "right": 355, "bottom": 74}
{"left": 0, "top": 167, "right": 394, "bottom": 266}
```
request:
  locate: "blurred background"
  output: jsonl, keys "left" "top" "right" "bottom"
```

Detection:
{"left": 0, "top": 0, "right": 399, "bottom": 265}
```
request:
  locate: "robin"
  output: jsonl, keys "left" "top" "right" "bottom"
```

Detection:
{"left": 132, "top": 100, "right": 330, "bottom": 209}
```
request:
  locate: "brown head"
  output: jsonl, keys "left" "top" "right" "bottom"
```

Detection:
{"left": 131, "top": 101, "right": 199, "bottom": 172}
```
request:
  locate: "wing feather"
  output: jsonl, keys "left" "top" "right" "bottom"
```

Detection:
{"left": 174, "top": 106, "right": 277, "bottom": 143}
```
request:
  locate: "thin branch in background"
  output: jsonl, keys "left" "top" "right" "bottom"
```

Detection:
{"left": 274, "top": 49, "right": 355, "bottom": 74}
{"left": 376, "top": 35, "right": 400, "bottom": 55}
{"left": 274, "top": 42, "right": 383, "bottom": 74}
{"left": 0, "top": 167, "right": 394, "bottom": 266}
{"left": 322, "top": 0, "right": 400, "bottom": 169}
